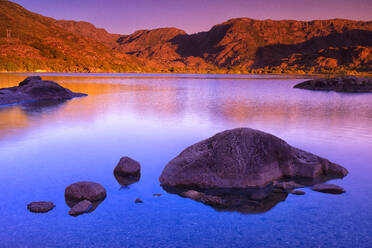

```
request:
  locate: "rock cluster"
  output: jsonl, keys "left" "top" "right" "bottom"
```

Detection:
{"left": 65, "top": 181, "right": 106, "bottom": 216}
{"left": 294, "top": 76, "right": 372, "bottom": 93}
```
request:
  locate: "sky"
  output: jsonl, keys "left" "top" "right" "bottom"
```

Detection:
{"left": 11, "top": 0, "right": 372, "bottom": 35}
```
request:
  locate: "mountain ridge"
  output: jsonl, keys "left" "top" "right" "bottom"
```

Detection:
{"left": 0, "top": 0, "right": 371, "bottom": 74}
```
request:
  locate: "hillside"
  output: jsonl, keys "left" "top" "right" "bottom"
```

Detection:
{"left": 115, "top": 18, "right": 372, "bottom": 74}
{"left": 0, "top": 0, "right": 147, "bottom": 73}
{"left": 0, "top": 0, "right": 371, "bottom": 74}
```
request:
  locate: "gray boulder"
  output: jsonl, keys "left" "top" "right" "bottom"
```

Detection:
{"left": 294, "top": 76, "right": 372, "bottom": 93}
{"left": 159, "top": 128, "right": 348, "bottom": 189}
{"left": 27, "top": 201, "right": 55, "bottom": 213}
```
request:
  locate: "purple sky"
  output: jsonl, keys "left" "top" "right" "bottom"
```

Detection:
{"left": 12, "top": 0, "right": 372, "bottom": 35}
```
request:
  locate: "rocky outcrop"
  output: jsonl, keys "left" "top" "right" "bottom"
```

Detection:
{"left": 68, "top": 200, "right": 93, "bottom": 216}
{"left": 159, "top": 128, "right": 348, "bottom": 189}
{"left": 312, "top": 184, "right": 346, "bottom": 194}
{"left": 294, "top": 76, "right": 372, "bottom": 93}
{"left": 114, "top": 156, "right": 141, "bottom": 186}
{"left": 27, "top": 201, "right": 55, "bottom": 213}
{"left": 0, "top": 76, "right": 87, "bottom": 106}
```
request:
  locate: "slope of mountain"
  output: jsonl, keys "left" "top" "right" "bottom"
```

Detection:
{"left": 0, "top": 0, "right": 371, "bottom": 74}
{"left": 115, "top": 18, "right": 372, "bottom": 73}
{"left": 0, "top": 0, "right": 146, "bottom": 73}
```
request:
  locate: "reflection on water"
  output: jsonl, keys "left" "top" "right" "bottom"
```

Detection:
{"left": 1, "top": 73, "right": 372, "bottom": 247}
{"left": 163, "top": 186, "right": 289, "bottom": 214}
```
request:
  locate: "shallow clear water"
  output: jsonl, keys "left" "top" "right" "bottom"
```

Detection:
{"left": 0, "top": 73, "right": 372, "bottom": 248}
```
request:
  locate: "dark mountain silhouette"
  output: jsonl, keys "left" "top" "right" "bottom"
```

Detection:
{"left": 0, "top": 0, "right": 371, "bottom": 74}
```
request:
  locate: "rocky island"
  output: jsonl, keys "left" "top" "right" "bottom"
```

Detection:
{"left": 294, "top": 76, "right": 372, "bottom": 93}
{"left": 159, "top": 128, "right": 348, "bottom": 212}
{"left": 0, "top": 76, "right": 87, "bottom": 106}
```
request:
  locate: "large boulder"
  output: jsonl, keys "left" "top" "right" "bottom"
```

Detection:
{"left": 65, "top": 181, "right": 106, "bottom": 202}
{"left": 294, "top": 76, "right": 372, "bottom": 93}
{"left": 159, "top": 128, "right": 348, "bottom": 189}
{"left": 0, "top": 76, "right": 87, "bottom": 105}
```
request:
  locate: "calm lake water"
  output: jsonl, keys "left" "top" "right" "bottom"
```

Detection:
{"left": 0, "top": 73, "right": 372, "bottom": 248}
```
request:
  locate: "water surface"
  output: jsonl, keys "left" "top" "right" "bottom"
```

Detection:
{"left": 0, "top": 73, "right": 371, "bottom": 248}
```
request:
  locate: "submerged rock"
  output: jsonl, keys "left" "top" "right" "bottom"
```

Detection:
{"left": 159, "top": 128, "right": 348, "bottom": 189}
{"left": 290, "top": 190, "right": 306, "bottom": 195}
{"left": 68, "top": 200, "right": 93, "bottom": 216}
{"left": 166, "top": 187, "right": 288, "bottom": 214}
{"left": 113, "top": 156, "right": 141, "bottom": 186}
{"left": 0, "top": 76, "right": 87, "bottom": 106}
{"left": 27, "top": 201, "right": 55, "bottom": 213}
{"left": 273, "top": 181, "right": 304, "bottom": 191}
{"left": 294, "top": 76, "right": 372, "bottom": 93}
{"left": 312, "top": 184, "right": 346, "bottom": 194}
{"left": 135, "top": 198, "right": 143, "bottom": 204}
{"left": 65, "top": 181, "right": 106, "bottom": 202}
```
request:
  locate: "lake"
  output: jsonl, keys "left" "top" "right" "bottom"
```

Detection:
{"left": 0, "top": 73, "right": 372, "bottom": 248}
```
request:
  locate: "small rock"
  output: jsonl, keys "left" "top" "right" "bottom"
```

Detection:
{"left": 135, "top": 198, "right": 143, "bottom": 204}
{"left": 114, "top": 157, "right": 141, "bottom": 177}
{"left": 152, "top": 193, "right": 162, "bottom": 197}
{"left": 312, "top": 184, "right": 346, "bottom": 194}
{"left": 27, "top": 201, "right": 55, "bottom": 213}
{"left": 290, "top": 190, "right": 306, "bottom": 195}
{"left": 68, "top": 200, "right": 93, "bottom": 216}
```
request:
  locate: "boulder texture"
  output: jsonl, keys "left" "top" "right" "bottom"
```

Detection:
{"left": 294, "top": 76, "right": 372, "bottom": 93}
{"left": 27, "top": 201, "right": 55, "bottom": 213}
{"left": 159, "top": 128, "right": 348, "bottom": 189}
{"left": 65, "top": 181, "right": 106, "bottom": 202}
{"left": 0, "top": 76, "right": 87, "bottom": 105}
{"left": 312, "top": 184, "right": 346, "bottom": 194}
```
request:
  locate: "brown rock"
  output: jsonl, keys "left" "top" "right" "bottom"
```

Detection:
{"left": 159, "top": 128, "right": 348, "bottom": 189}
{"left": 27, "top": 201, "right": 55, "bottom": 213}
{"left": 114, "top": 156, "right": 141, "bottom": 178}
{"left": 134, "top": 198, "right": 143, "bottom": 204}
{"left": 68, "top": 200, "right": 93, "bottom": 216}
{"left": 65, "top": 181, "right": 106, "bottom": 202}
{"left": 312, "top": 184, "right": 346, "bottom": 194}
